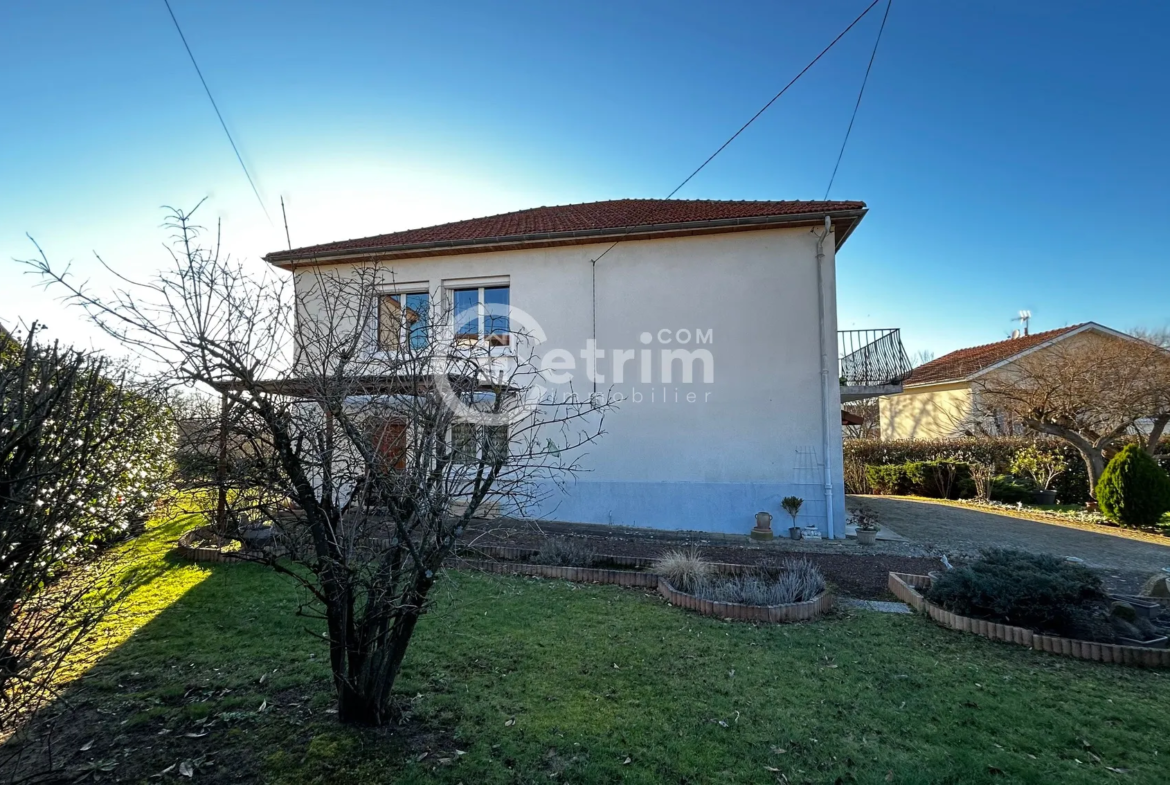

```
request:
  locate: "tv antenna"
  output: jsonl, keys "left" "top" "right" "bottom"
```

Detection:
{"left": 1014, "top": 310, "right": 1032, "bottom": 336}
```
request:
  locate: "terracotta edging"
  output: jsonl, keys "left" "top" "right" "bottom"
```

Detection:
{"left": 460, "top": 544, "right": 661, "bottom": 570}
{"left": 175, "top": 527, "right": 240, "bottom": 564}
{"left": 888, "top": 573, "right": 1170, "bottom": 668}
{"left": 452, "top": 558, "right": 660, "bottom": 587}
{"left": 657, "top": 579, "right": 831, "bottom": 623}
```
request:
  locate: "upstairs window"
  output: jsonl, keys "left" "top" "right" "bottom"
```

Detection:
{"left": 378, "top": 292, "right": 429, "bottom": 351}
{"left": 453, "top": 285, "right": 509, "bottom": 347}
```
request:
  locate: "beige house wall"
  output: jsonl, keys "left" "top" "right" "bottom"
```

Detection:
{"left": 879, "top": 381, "right": 974, "bottom": 441}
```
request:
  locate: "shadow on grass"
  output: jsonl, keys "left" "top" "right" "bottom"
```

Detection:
{"left": 0, "top": 515, "right": 333, "bottom": 783}
{"left": 5, "top": 519, "right": 1170, "bottom": 785}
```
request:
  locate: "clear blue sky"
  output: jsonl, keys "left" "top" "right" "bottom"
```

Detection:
{"left": 2, "top": 0, "right": 1168, "bottom": 358}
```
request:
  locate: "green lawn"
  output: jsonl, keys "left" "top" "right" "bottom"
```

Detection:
{"left": 10, "top": 514, "right": 1170, "bottom": 784}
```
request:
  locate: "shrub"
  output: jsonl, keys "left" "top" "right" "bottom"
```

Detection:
{"left": 864, "top": 460, "right": 970, "bottom": 498}
{"left": 926, "top": 549, "right": 1106, "bottom": 636}
{"left": 844, "top": 438, "right": 1094, "bottom": 503}
{"left": 532, "top": 537, "right": 599, "bottom": 567}
{"left": 866, "top": 464, "right": 914, "bottom": 495}
{"left": 990, "top": 474, "right": 1035, "bottom": 503}
{"left": 1096, "top": 444, "right": 1170, "bottom": 527}
{"left": 653, "top": 547, "right": 715, "bottom": 593}
{"left": 1010, "top": 445, "right": 1068, "bottom": 491}
{"left": 692, "top": 559, "right": 825, "bottom": 606}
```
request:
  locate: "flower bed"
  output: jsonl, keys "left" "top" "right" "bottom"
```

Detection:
{"left": 176, "top": 526, "right": 241, "bottom": 563}
{"left": 889, "top": 573, "right": 1170, "bottom": 667}
{"left": 658, "top": 578, "right": 831, "bottom": 622}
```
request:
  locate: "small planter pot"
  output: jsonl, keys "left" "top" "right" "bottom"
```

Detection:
{"left": 1031, "top": 489, "right": 1058, "bottom": 505}
{"left": 789, "top": 526, "right": 803, "bottom": 541}
{"left": 856, "top": 529, "right": 878, "bottom": 546}
{"left": 1110, "top": 595, "right": 1161, "bottom": 620}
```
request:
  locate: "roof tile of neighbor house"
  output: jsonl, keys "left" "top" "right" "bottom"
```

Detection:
{"left": 265, "top": 198, "right": 866, "bottom": 263}
{"left": 904, "top": 324, "right": 1088, "bottom": 386}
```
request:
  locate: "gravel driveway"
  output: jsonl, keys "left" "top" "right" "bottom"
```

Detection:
{"left": 850, "top": 495, "right": 1170, "bottom": 593}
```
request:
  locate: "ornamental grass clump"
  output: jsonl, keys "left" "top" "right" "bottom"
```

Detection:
{"left": 692, "top": 558, "right": 826, "bottom": 606}
{"left": 653, "top": 547, "right": 715, "bottom": 593}
{"left": 1096, "top": 444, "right": 1170, "bottom": 527}
{"left": 532, "top": 537, "right": 599, "bottom": 567}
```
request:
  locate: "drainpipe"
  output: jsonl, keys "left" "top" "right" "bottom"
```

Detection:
{"left": 815, "top": 215, "right": 836, "bottom": 540}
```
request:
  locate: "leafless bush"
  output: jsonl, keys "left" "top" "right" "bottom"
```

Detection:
{"left": 531, "top": 537, "right": 599, "bottom": 567}
{"left": 25, "top": 201, "right": 611, "bottom": 726}
{"left": 653, "top": 547, "right": 715, "bottom": 593}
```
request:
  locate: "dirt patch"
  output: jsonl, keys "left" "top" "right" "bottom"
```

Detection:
{"left": 460, "top": 521, "right": 942, "bottom": 600}
{"left": 1, "top": 686, "right": 457, "bottom": 785}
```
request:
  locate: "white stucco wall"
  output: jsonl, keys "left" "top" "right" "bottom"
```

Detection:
{"left": 289, "top": 224, "right": 847, "bottom": 537}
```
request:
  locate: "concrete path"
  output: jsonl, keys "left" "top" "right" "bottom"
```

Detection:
{"left": 849, "top": 495, "right": 1170, "bottom": 593}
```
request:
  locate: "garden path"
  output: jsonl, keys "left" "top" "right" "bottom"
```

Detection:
{"left": 851, "top": 495, "right": 1170, "bottom": 593}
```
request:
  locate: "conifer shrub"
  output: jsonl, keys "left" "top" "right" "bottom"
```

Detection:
{"left": 926, "top": 549, "right": 1106, "bottom": 637}
{"left": 1096, "top": 444, "right": 1170, "bottom": 527}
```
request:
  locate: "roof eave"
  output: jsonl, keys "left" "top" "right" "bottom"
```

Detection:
{"left": 264, "top": 207, "right": 868, "bottom": 268}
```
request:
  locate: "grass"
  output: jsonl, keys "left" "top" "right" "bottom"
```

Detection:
{"left": 6, "top": 513, "right": 1170, "bottom": 784}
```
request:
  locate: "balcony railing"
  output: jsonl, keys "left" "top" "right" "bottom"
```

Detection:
{"left": 838, "top": 328, "right": 912, "bottom": 387}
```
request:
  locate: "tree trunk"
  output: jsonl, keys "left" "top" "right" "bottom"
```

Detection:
{"left": 332, "top": 577, "right": 433, "bottom": 726}
{"left": 336, "top": 680, "right": 386, "bottom": 725}
{"left": 1081, "top": 448, "right": 1107, "bottom": 499}
{"left": 1145, "top": 414, "right": 1169, "bottom": 456}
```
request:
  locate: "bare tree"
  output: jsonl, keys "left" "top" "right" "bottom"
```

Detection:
{"left": 973, "top": 330, "right": 1170, "bottom": 494}
{"left": 0, "top": 327, "right": 171, "bottom": 742}
{"left": 25, "top": 202, "right": 609, "bottom": 725}
{"left": 909, "top": 349, "right": 935, "bottom": 368}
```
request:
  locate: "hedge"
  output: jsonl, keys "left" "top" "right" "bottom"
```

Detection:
{"left": 865, "top": 460, "right": 972, "bottom": 499}
{"left": 844, "top": 438, "right": 1091, "bottom": 503}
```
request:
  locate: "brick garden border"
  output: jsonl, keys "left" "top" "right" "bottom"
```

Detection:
{"left": 657, "top": 579, "right": 832, "bottom": 623}
{"left": 451, "top": 558, "right": 660, "bottom": 587}
{"left": 889, "top": 573, "right": 1170, "bottom": 668}
{"left": 175, "top": 527, "right": 241, "bottom": 564}
{"left": 174, "top": 531, "right": 831, "bottom": 623}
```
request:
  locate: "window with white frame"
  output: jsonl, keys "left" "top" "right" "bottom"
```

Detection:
{"left": 378, "top": 291, "right": 430, "bottom": 351}
{"left": 451, "top": 422, "right": 509, "bottom": 465}
{"left": 452, "top": 284, "right": 509, "bottom": 346}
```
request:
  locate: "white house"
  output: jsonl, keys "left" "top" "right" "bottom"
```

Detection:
{"left": 265, "top": 199, "right": 883, "bottom": 539}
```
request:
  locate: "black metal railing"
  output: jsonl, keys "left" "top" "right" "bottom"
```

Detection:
{"left": 838, "top": 328, "right": 912, "bottom": 387}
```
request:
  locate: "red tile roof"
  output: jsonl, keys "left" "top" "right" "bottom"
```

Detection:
{"left": 265, "top": 198, "right": 865, "bottom": 264}
{"left": 903, "top": 324, "right": 1088, "bottom": 386}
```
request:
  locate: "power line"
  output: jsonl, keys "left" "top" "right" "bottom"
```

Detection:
{"left": 590, "top": 0, "right": 884, "bottom": 268}
{"left": 825, "top": 0, "right": 892, "bottom": 200}
{"left": 162, "top": 0, "right": 271, "bottom": 222}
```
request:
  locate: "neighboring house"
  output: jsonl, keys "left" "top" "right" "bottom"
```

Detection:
{"left": 879, "top": 322, "right": 1128, "bottom": 440}
{"left": 266, "top": 199, "right": 900, "bottom": 538}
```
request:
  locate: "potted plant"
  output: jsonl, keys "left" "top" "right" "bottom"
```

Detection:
{"left": 1010, "top": 445, "right": 1067, "bottom": 506}
{"left": 781, "top": 496, "right": 803, "bottom": 540}
{"left": 852, "top": 506, "right": 880, "bottom": 546}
